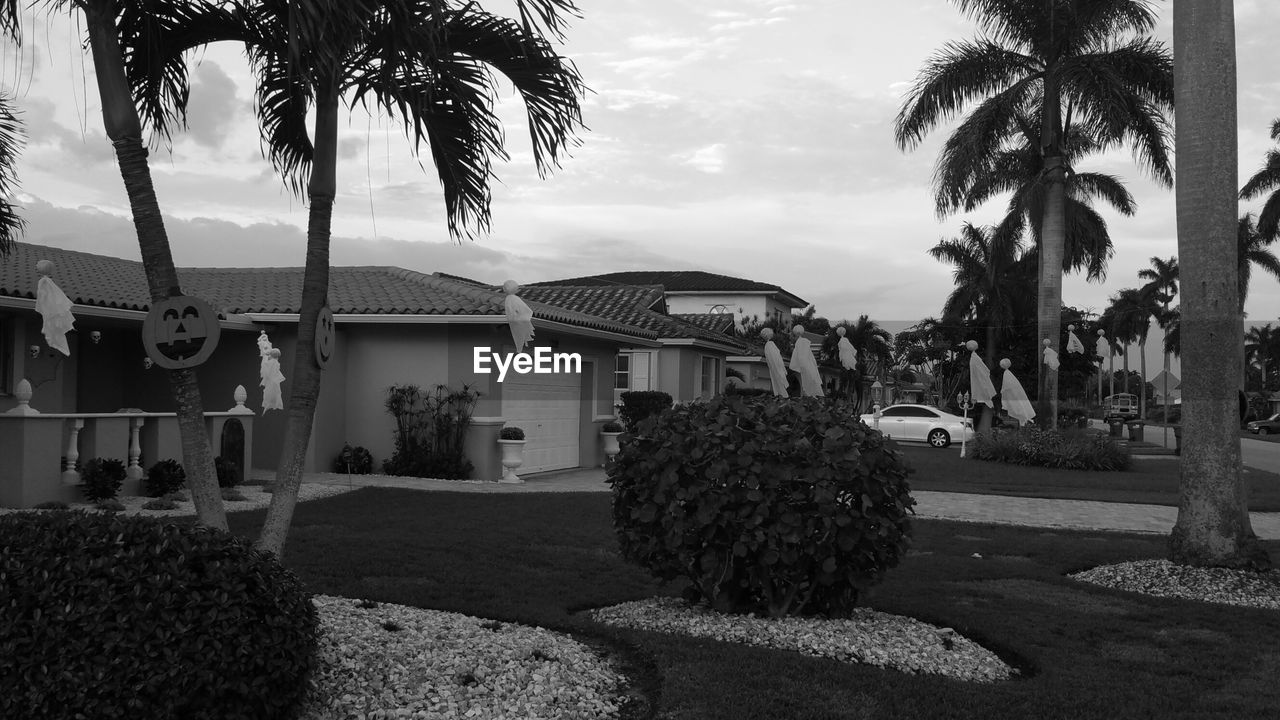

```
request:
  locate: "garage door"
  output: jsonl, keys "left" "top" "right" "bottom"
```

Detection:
{"left": 502, "top": 371, "right": 581, "bottom": 474}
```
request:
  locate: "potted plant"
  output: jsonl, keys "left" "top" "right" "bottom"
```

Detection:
{"left": 601, "top": 420, "right": 624, "bottom": 464}
{"left": 497, "top": 426, "right": 526, "bottom": 483}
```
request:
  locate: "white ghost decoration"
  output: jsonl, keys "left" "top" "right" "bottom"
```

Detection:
{"left": 35, "top": 260, "right": 75, "bottom": 356}
{"left": 503, "top": 280, "right": 535, "bottom": 352}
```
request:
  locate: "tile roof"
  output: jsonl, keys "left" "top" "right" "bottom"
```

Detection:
{"left": 516, "top": 284, "right": 749, "bottom": 350}
{"left": 671, "top": 312, "right": 737, "bottom": 335}
{"left": 0, "top": 242, "right": 657, "bottom": 340}
{"left": 529, "top": 270, "right": 806, "bottom": 305}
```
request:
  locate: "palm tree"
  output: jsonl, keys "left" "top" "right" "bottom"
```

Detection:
{"left": 135, "top": 0, "right": 585, "bottom": 557}
{"left": 1244, "top": 324, "right": 1276, "bottom": 391}
{"left": 1, "top": 0, "right": 237, "bottom": 529}
{"left": 1108, "top": 288, "right": 1157, "bottom": 417}
{"left": 928, "top": 222, "right": 1033, "bottom": 428}
{"left": 1239, "top": 118, "right": 1280, "bottom": 240}
{"left": 1237, "top": 214, "right": 1280, "bottom": 313}
{"left": 939, "top": 107, "right": 1135, "bottom": 282}
{"left": 895, "top": 0, "right": 1174, "bottom": 428}
{"left": 1138, "top": 255, "right": 1178, "bottom": 420}
{"left": 838, "top": 315, "right": 893, "bottom": 411}
{"left": 1170, "top": 0, "right": 1267, "bottom": 569}
{"left": 0, "top": 92, "right": 23, "bottom": 257}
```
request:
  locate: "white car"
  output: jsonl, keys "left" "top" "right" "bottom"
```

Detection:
{"left": 858, "top": 404, "right": 975, "bottom": 448}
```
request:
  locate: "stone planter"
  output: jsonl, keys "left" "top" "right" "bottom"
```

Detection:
{"left": 497, "top": 439, "right": 525, "bottom": 483}
{"left": 601, "top": 431, "right": 622, "bottom": 464}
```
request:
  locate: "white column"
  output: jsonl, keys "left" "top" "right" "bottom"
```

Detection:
{"left": 62, "top": 418, "right": 84, "bottom": 485}
{"left": 127, "top": 417, "right": 145, "bottom": 481}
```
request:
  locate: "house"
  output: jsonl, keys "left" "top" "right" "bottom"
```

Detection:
{"left": 532, "top": 270, "right": 808, "bottom": 330}
{"left": 507, "top": 283, "right": 749, "bottom": 406}
{"left": 1, "top": 242, "right": 661, "bottom": 507}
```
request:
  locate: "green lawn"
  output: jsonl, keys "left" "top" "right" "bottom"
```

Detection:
{"left": 226, "top": 489, "right": 1280, "bottom": 720}
{"left": 900, "top": 446, "right": 1280, "bottom": 511}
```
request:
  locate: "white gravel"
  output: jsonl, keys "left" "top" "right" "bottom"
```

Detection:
{"left": 1070, "top": 559, "right": 1280, "bottom": 609}
{"left": 590, "top": 596, "right": 1017, "bottom": 683}
{"left": 299, "top": 595, "right": 627, "bottom": 720}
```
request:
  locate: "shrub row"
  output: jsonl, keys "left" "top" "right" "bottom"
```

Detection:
{"left": 970, "top": 426, "right": 1130, "bottom": 471}
{"left": 610, "top": 393, "right": 914, "bottom": 618}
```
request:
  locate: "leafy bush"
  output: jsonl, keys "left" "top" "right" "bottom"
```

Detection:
{"left": 32, "top": 501, "right": 69, "bottom": 510}
{"left": 618, "top": 390, "right": 674, "bottom": 432}
{"left": 95, "top": 499, "right": 126, "bottom": 513}
{"left": 499, "top": 426, "right": 526, "bottom": 441}
{"left": 971, "top": 426, "right": 1131, "bottom": 471}
{"left": 79, "top": 458, "right": 126, "bottom": 503}
{"left": 144, "top": 459, "right": 186, "bottom": 498}
{"left": 221, "top": 488, "right": 248, "bottom": 502}
{"left": 332, "top": 443, "right": 374, "bottom": 474}
{"left": 383, "top": 384, "right": 479, "bottom": 480}
{"left": 214, "top": 456, "right": 240, "bottom": 489}
{"left": 1056, "top": 407, "right": 1089, "bottom": 429}
{"left": 140, "top": 498, "right": 177, "bottom": 511}
{"left": 723, "top": 385, "right": 773, "bottom": 398}
{"left": 164, "top": 490, "right": 190, "bottom": 503}
{"left": 0, "top": 511, "right": 317, "bottom": 720}
{"left": 610, "top": 394, "right": 915, "bottom": 618}
{"left": 601, "top": 420, "right": 624, "bottom": 433}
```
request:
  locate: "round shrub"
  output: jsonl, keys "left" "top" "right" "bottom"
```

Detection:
{"left": 609, "top": 394, "right": 915, "bottom": 618}
{"left": 602, "top": 420, "right": 624, "bottom": 433}
{"left": 332, "top": 443, "right": 374, "bottom": 474}
{"left": 94, "top": 498, "right": 125, "bottom": 513}
{"left": 144, "top": 458, "right": 186, "bottom": 497}
{"left": 0, "top": 511, "right": 318, "bottom": 720}
{"left": 79, "top": 458, "right": 126, "bottom": 503}
{"left": 499, "top": 426, "right": 525, "bottom": 441}
{"left": 141, "top": 497, "right": 177, "bottom": 511}
{"left": 618, "top": 390, "right": 673, "bottom": 431}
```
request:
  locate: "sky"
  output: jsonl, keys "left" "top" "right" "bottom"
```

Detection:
{"left": 3, "top": 0, "right": 1280, "bottom": 372}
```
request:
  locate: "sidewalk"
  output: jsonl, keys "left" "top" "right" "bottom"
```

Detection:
{"left": 283, "top": 466, "right": 1280, "bottom": 540}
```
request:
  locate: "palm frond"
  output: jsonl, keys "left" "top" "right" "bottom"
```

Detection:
{"left": 0, "top": 92, "right": 23, "bottom": 257}
{"left": 894, "top": 39, "right": 1037, "bottom": 151}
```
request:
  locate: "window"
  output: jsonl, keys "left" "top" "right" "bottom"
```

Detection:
{"left": 614, "top": 353, "right": 630, "bottom": 390}
{"left": 698, "top": 356, "right": 721, "bottom": 400}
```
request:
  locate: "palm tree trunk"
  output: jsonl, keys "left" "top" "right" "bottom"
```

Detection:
{"left": 1123, "top": 342, "right": 1130, "bottom": 396}
{"left": 257, "top": 80, "right": 339, "bottom": 559}
{"left": 1037, "top": 156, "right": 1066, "bottom": 429}
{"left": 1138, "top": 337, "right": 1147, "bottom": 419}
{"left": 1170, "top": 0, "right": 1267, "bottom": 568}
{"left": 84, "top": 1, "right": 226, "bottom": 530}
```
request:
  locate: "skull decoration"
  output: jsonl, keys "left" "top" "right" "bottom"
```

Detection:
{"left": 143, "top": 357, "right": 154, "bottom": 370}
{"left": 142, "top": 295, "right": 222, "bottom": 369}
{"left": 29, "top": 344, "right": 40, "bottom": 358}
{"left": 89, "top": 330, "right": 102, "bottom": 344}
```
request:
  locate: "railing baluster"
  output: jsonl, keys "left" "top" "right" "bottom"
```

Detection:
{"left": 127, "top": 417, "right": 145, "bottom": 481}
{"left": 62, "top": 418, "right": 84, "bottom": 485}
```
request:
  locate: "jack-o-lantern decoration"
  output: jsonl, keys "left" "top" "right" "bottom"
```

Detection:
{"left": 142, "top": 295, "right": 222, "bottom": 369}
{"left": 314, "top": 305, "right": 335, "bottom": 368}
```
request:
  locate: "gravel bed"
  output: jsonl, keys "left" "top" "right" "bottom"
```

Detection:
{"left": 299, "top": 595, "right": 627, "bottom": 720}
{"left": 590, "top": 596, "right": 1017, "bottom": 683}
{"left": 1070, "top": 559, "right": 1280, "bottom": 609}
{"left": 0, "top": 484, "right": 357, "bottom": 518}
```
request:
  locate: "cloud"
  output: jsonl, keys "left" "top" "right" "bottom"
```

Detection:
{"left": 184, "top": 62, "right": 241, "bottom": 149}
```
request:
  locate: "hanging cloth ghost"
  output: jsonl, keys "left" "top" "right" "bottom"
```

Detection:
{"left": 999, "top": 359, "right": 1036, "bottom": 427}
{"left": 836, "top": 326, "right": 858, "bottom": 371}
{"left": 1043, "top": 346, "right": 1060, "bottom": 371}
{"left": 1096, "top": 333, "right": 1110, "bottom": 359}
{"left": 761, "top": 328, "right": 789, "bottom": 397}
{"left": 258, "top": 330, "right": 285, "bottom": 413}
{"left": 502, "top": 280, "right": 535, "bottom": 352}
{"left": 35, "top": 260, "right": 75, "bottom": 356}
{"left": 1066, "top": 327, "right": 1085, "bottom": 354}
{"left": 790, "top": 325, "right": 824, "bottom": 397}
{"left": 968, "top": 345, "right": 997, "bottom": 408}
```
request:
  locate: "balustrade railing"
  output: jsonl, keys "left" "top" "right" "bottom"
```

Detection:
{"left": 1, "top": 381, "right": 254, "bottom": 508}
